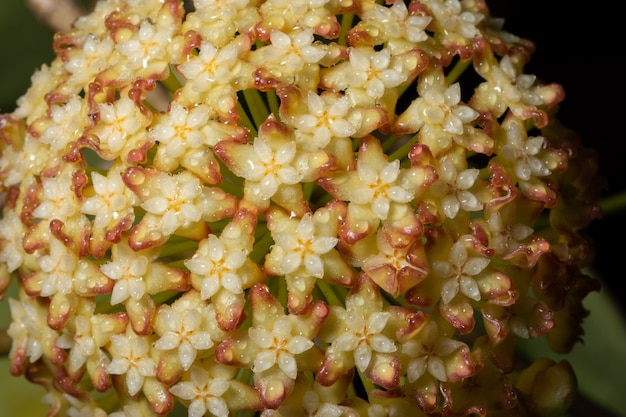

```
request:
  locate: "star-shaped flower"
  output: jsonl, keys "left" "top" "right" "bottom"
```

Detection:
{"left": 319, "top": 135, "right": 436, "bottom": 242}
{"left": 215, "top": 115, "right": 332, "bottom": 215}
{"left": 106, "top": 326, "right": 156, "bottom": 396}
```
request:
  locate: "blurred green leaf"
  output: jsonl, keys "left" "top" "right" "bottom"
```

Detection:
{"left": 0, "top": 0, "right": 56, "bottom": 112}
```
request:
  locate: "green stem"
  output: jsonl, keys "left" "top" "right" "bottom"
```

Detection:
{"left": 242, "top": 89, "right": 270, "bottom": 128}
{"left": 158, "top": 238, "right": 199, "bottom": 259}
{"left": 388, "top": 132, "right": 419, "bottom": 162}
{"left": 599, "top": 190, "right": 626, "bottom": 218}
{"left": 250, "top": 224, "right": 273, "bottom": 265}
{"left": 266, "top": 90, "right": 280, "bottom": 118}
{"left": 339, "top": 13, "right": 354, "bottom": 46}
{"left": 357, "top": 368, "right": 376, "bottom": 400}
{"left": 237, "top": 100, "right": 258, "bottom": 137}
{"left": 446, "top": 58, "right": 472, "bottom": 84}
{"left": 316, "top": 280, "right": 347, "bottom": 308}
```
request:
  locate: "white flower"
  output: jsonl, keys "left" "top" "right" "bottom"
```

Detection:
{"left": 302, "top": 390, "right": 345, "bottom": 417}
{"left": 362, "top": 1, "right": 432, "bottom": 44}
{"left": 64, "top": 34, "right": 115, "bottom": 85}
{"left": 56, "top": 315, "right": 96, "bottom": 373}
{"left": 332, "top": 309, "right": 396, "bottom": 372}
{"left": 82, "top": 167, "right": 138, "bottom": 230}
{"left": 0, "top": 133, "right": 48, "bottom": 186}
{"left": 262, "top": 29, "right": 327, "bottom": 72}
{"left": 100, "top": 242, "right": 149, "bottom": 305}
{"left": 33, "top": 173, "right": 79, "bottom": 221}
{"left": 249, "top": 316, "right": 314, "bottom": 379}
{"left": 177, "top": 40, "right": 239, "bottom": 92}
{"left": 401, "top": 321, "right": 465, "bottom": 382}
{"left": 350, "top": 159, "right": 414, "bottom": 220}
{"left": 347, "top": 48, "right": 407, "bottom": 99}
{"left": 169, "top": 366, "right": 230, "bottom": 417}
{"left": 149, "top": 101, "right": 212, "bottom": 159}
{"left": 63, "top": 393, "right": 108, "bottom": 417}
{"left": 37, "top": 238, "right": 79, "bottom": 297}
{"left": 500, "top": 119, "right": 551, "bottom": 181}
{"left": 0, "top": 210, "right": 26, "bottom": 272}
{"left": 429, "top": 156, "right": 483, "bottom": 219}
{"left": 38, "top": 95, "right": 87, "bottom": 153}
{"left": 153, "top": 299, "right": 215, "bottom": 370}
{"left": 486, "top": 210, "right": 534, "bottom": 256}
{"left": 91, "top": 95, "right": 147, "bottom": 157}
{"left": 116, "top": 20, "right": 171, "bottom": 70}
{"left": 292, "top": 91, "right": 357, "bottom": 148}
{"left": 106, "top": 329, "right": 156, "bottom": 396}
{"left": 422, "top": 0, "right": 483, "bottom": 39}
{"left": 7, "top": 298, "right": 45, "bottom": 363}
{"left": 432, "top": 237, "right": 490, "bottom": 304}
{"left": 185, "top": 234, "right": 246, "bottom": 299}
{"left": 140, "top": 173, "right": 203, "bottom": 236}
{"left": 417, "top": 82, "right": 479, "bottom": 135}
{"left": 246, "top": 136, "right": 303, "bottom": 200}
{"left": 268, "top": 212, "right": 338, "bottom": 278}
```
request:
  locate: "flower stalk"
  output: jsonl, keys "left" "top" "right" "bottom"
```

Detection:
{"left": 0, "top": 0, "right": 604, "bottom": 416}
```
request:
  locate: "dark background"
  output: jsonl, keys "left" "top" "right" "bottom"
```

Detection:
{"left": 488, "top": 0, "right": 625, "bottom": 312}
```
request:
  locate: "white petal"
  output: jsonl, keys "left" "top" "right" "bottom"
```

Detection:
{"left": 141, "top": 197, "right": 168, "bottom": 214}
{"left": 154, "top": 332, "right": 181, "bottom": 350}
{"left": 206, "top": 397, "right": 229, "bottom": 417}
{"left": 441, "top": 195, "right": 461, "bottom": 219}
{"left": 304, "top": 254, "right": 325, "bottom": 278}
{"left": 253, "top": 350, "right": 277, "bottom": 373}
{"left": 107, "top": 358, "right": 129, "bottom": 375}
{"left": 440, "top": 278, "right": 460, "bottom": 304}
{"left": 311, "top": 237, "right": 338, "bottom": 254}
{"left": 427, "top": 356, "right": 447, "bottom": 381}
{"left": 221, "top": 272, "right": 243, "bottom": 294}
{"left": 259, "top": 174, "right": 279, "bottom": 199}
{"left": 248, "top": 327, "right": 275, "bottom": 349}
{"left": 128, "top": 278, "right": 146, "bottom": 300}
{"left": 275, "top": 142, "right": 297, "bottom": 165}
{"left": 137, "top": 358, "right": 156, "bottom": 376}
{"left": 279, "top": 251, "right": 302, "bottom": 274}
{"left": 463, "top": 257, "right": 490, "bottom": 276}
{"left": 354, "top": 343, "right": 372, "bottom": 371}
{"left": 458, "top": 190, "right": 482, "bottom": 212}
{"left": 201, "top": 277, "right": 220, "bottom": 299}
{"left": 110, "top": 281, "right": 129, "bottom": 305}
{"left": 334, "top": 333, "right": 358, "bottom": 352}
{"left": 371, "top": 196, "right": 390, "bottom": 220}
{"left": 188, "top": 399, "right": 208, "bottom": 417}
{"left": 369, "top": 334, "right": 397, "bottom": 353}
{"left": 188, "top": 332, "right": 214, "bottom": 351}
{"left": 285, "top": 336, "right": 314, "bottom": 354}
{"left": 367, "top": 312, "right": 390, "bottom": 334}
{"left": 456, "top": 169, "right": 479, "bottom": 190}
{"left": 407, "top": 357, "right": 427, "bottom": 382}
{"left": 178, "top": 341, "right": 198, "bottom": 370}
{"left": 125, "top": 368, "right": 144, "bottom": 395}
{"left": 277, "top": 167, "right": 302, "bottom": 184}
{"left": 278, "top": 352, "right": 298, "bottom": 379}
{"left": 169, "top": 381, "right": 197, "bottom": 400}
{"left": 460, "top": 276, "right": 481, "bottom": 301}
{"left": 380, "top": 160, "right": 400, "bottom": 183}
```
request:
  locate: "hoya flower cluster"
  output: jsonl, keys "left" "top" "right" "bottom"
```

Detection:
{"left": 0, "top": 0, "right": 602, "bottom": 416}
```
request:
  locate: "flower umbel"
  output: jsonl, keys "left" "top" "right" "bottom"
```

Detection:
{"left": 0, "top": 0, "right": 602, "bottom": 416}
